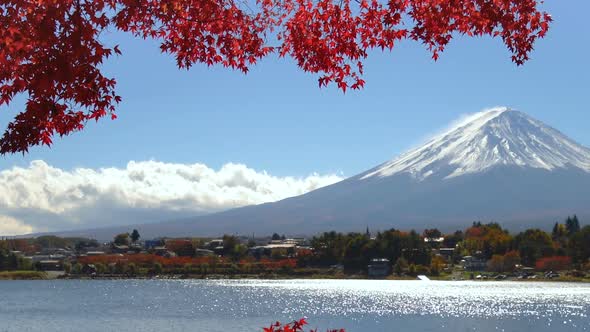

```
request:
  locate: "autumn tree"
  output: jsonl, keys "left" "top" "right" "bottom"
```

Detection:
{"left": 462, "top": 222, "right": 512, "bottom": 259}
{"left": 487, "top": 250, "right": 520, "bottom": 272}
{"left": 503, "top": 250, "right": 521, "bottom": 271}
{"left": 535, "top": 256, "right": 571, "bottom": 272}
{"left": 1, "top": 0, "right": 551, "bottom": 153}
{"left": 486, "top": 254, "right": 505, "bottom": 272}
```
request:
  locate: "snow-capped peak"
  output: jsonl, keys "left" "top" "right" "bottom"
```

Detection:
{"left": 361, "top": 107, "right": 590, "bottom": 181}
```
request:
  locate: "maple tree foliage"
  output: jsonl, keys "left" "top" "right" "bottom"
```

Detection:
{"left": 263, "top": 318, "right": 344, "bottom": 332}
{"left": 1, "top": 0, "right": 551, "bottom": 153}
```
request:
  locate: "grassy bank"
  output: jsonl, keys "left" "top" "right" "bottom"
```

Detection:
{"left": 0, "top": 271, "right": 48, "bottom": 280}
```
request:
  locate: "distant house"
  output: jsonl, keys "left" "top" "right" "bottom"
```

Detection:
{"left": 40, "top": 248, "right": 74, "bottom": 256}
{"left": 268, "top": 238, "right": 306, "bottom": 246}
{"left": 424, "top": 237, "right": 445, "bottom": 244}
{"left": 461, "top": 256, "right": 487, "bottom": 271}
{"left": 30, "top": 254, "right": 66, "bottom": 263}
{"left": 249, "top": 243, "right": 296, "bottom": 258}
{"left": 202, "top": 239, "right": 225, "bottom": 255}
{"left": 283, "top": 238, "right": 307, "bottom": 246}
{"left": 516, "top": 266, "right": 536, "bottom": 277}
{"left": 195, "top": 249, "right": 215, "bottom": 257}
{"left": 206, "top": 239, "right": 224, "bottom": 249}
{"left": 82, "top": 246, "right": 107, "bottom": 255}
{"left": 152, "top": 246, "right": 168, "bottom": 256}
{"left": 368, "top": 258, "right": 391, "bottom": 278}
{"left": 37, "top": 260, "right": 62, "bottom": 271}
{"left": 86, "top": 251, "right": 106, "bottom": 256}
{"left": 144, "top": 239, "right": 163, "bottom": 249}
{"left": 81, "top": 264, "right": 97, "bottom": 275}
{"left": 438, "top": 248, "right": 456, "bottom": 261}
{"left": 112, "top": 245, "right": 129, "bottom": 254}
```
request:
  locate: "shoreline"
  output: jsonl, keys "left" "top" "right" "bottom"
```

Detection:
{"left": 2, "top": 271, "right": 589, "bottom": 283}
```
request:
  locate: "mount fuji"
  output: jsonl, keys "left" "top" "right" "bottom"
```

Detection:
{"left": 43, "top": 108, "right": 590, "bottom": 239}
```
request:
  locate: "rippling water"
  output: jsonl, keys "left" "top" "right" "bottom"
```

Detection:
{"left": 1, "top": 280, "right": 588, "bottom": 331}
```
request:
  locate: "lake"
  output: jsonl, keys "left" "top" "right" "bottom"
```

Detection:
{"left": 0, "top": 280, "right": 588, "bottom": 331}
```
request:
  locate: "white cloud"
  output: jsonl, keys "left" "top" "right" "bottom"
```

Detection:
{"left": 0, "top": 160, "right": 344, "bottom": 235}
{"left": 0, "top": 215, "right": 33, "bottom": 236}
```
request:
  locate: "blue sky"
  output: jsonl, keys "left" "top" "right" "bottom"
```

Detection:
{"left": 0, "top": 1, "right": 588, "bottom": 234}
{"left": 0, "top": 1, "right": 588, "bottom": 177}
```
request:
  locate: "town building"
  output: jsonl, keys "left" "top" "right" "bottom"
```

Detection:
{"left": 368, "top": 258, "right": 391, "bottom": 278}
{"left": 461, "top": 256, "right": 487, "bottom": 271}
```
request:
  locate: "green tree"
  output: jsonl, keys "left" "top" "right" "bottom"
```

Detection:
{"left": 423, "top": 229, "right": 442, "bottom": 239}
{"left": 130, "top": 229, "right": 141, "bottom": 243}
{"left": 514, "top": 229, "right": 555, "bottom": 266}
{"left": 114, "top": 233, "right": 130, "bottom": 246}
{"left": 221, "top": 235, "right": 247, "bottom": 261}
{"left": 95, "top": 263, "right": 107, "bottom": 275}
{"left": 153, "top": 262, "right": 163, "bottom": 274}
{"left": 552, "top": 222, "right": 568, "bottom": 240}
{"left": 35, "top": 236, "right": 68, "bottom": 249}
{"left": 200, "top": 263, "right": 209, "bottom": 275}
{"left": 393, "top": 257, "right": 408, "bottom": 276}
{"left": 566, "top": 215, "right": 581, "bottom": 235}
{"left": 271, "top": 249, "right": 286, "bottom": 260}
{"left": 342, "top": 234, "right": 373, "bottom": 271}
{"left": 443, "top": 230, "right": 464, "bottom": 249}
{"left": 114, "top": 262, "right": 127, "bottom": 274}
{"left": 17, "top": 256, "right": 33, "bottom": 270}
{"left": 569, "top": 226, "right": 590, "bottom": 264}
{"left": 127, "top": 263, "right": 138, "bottom": 275}
{"left": 72, "top": 263, "right": 83, "bottom": 274}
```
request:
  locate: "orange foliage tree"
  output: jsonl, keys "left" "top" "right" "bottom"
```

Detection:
{"left": 77, "top": 253, "right": 298, "bottom": 273}
{"left": 463, "top": 223, "right": 513, "bottom": 258}
{"left": 1, "top": 0, "right": 551, "bottom": 153}
{"left": 535, "top": 256, "right": 572, "bottom": 271}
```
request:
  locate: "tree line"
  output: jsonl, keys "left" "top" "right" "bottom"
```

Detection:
{"left": 302, "top": 215, "right": 590, "bottom": 274}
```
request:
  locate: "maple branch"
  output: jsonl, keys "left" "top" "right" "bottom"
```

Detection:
{"left": 0, "top": 0, "right": 551, "bottom": 154}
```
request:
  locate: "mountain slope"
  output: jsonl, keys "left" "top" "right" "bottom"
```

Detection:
{"left": 40, "top": 108, "right": 590, "bottom": 240}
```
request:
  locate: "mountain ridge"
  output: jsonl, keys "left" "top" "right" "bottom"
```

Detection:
{"left": 360, "top": 108, "right": 590, "bottom": 181}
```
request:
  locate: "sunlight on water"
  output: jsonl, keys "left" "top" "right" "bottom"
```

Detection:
{"left": 205, "top": 280, "right": 590, "bottom": 319}
{"left": 1, "top": 280, "right": 589, "bottom": 332}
